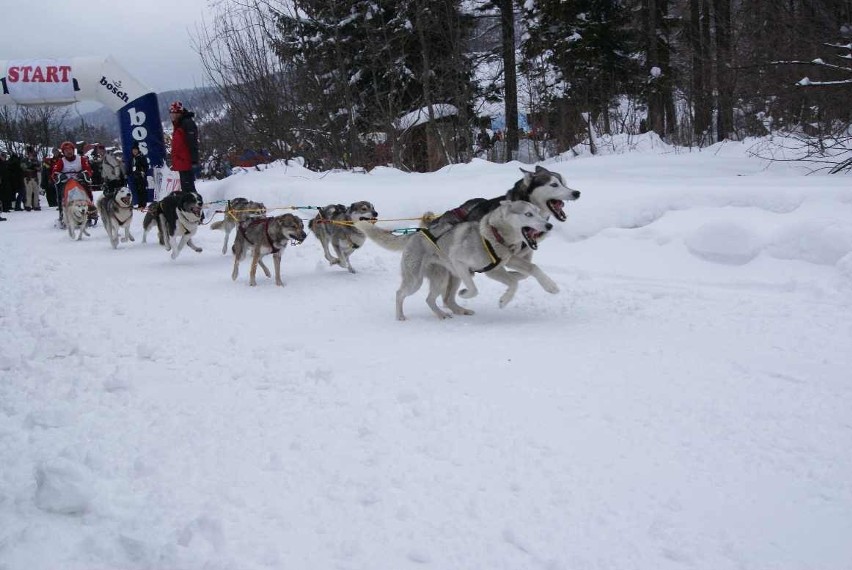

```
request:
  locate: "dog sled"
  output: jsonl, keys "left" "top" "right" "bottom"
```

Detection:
{"left": 55, "top": 176, "right": 98, "bottom": 229}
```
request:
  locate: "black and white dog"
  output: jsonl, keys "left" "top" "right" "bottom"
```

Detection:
{"left": 157, "top": 192, "right": 204, "bottom": 260}
{"left": 426, "top": 165, "right": 580, "bottom": 237}
{"left": 96, "top": 187, "right": 134, "bottom": 249}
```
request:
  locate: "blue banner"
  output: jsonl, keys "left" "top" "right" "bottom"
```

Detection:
{"left": 118, "top": 92, "right": 166, "bottom": 203}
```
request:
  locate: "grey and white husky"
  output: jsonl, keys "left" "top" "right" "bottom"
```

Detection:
{"left": 97, "top": 187, "right": 134, "bottom": 249}
{"left": 209, "top": 197, "right": 267, "bottom": 254}
{"left": 231, "top": 214, "right": 308, "bottom": 286}
{"left": 308, "top": 201, "right": 378, "bottom": 273}
{"left": 357, "top": 200, "right": 556, "bottom": 320}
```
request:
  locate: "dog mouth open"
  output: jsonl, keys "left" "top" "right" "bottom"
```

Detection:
{"left": 522, "top": 227, "right": 544, "bottom": 250}
{"left": 547, "top": 199, "right": 567, "bottom": 222}
{"left": 119, "top": 195, "right": 132, "bottom": 207}
{"left": 358, "top": 216, "right": 378, "bottom": 224}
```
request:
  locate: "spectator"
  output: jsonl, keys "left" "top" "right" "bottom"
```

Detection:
{"left": 7, "top": 154, "right": 25, "bottom": 211}
{"left": 168, "top": 100, "right": 200, "bottom": 193}
{"left": 41, "top": 149, "right": 61, "bottom": 208}
{"left": 22, "top": 146, "right": 41, "bottom": 211}
{"left": 0, "top": 152, "right": 10, "bottom": 213}
{"left": 90, "top": 144, "right": 104, "bottom": 191}
{"left": 131, "top": 144, "right": 149, "bottom": 209}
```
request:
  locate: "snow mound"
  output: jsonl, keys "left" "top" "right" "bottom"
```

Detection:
{"left": 684, "top": 221, "right": 762, "bottom": 265}
{"left": 34, "top": 459, "right": 96, "bottom": 515}
{"left": 765, "top": 220, "right": 852, "bottom": 265}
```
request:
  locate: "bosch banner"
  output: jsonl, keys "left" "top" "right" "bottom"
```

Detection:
{"left": 119, "top": 92, "right": 166, "bottom": 201}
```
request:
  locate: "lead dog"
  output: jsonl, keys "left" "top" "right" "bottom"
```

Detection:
{"left": 158, "top": 192, "right": 204, "bottom": 260}
{"left": 97, "top": 187, "right": 135, "bottom": 249}
{"left": 425, "top": 165, "right": 580, "bottom": 238}
{"left": 357, "top": 201, "right": 555, "bottom": 320}
{"left": 231, "top": 213, "right": 307, "bottom": 286}
{"left": 210, "top": 197, "right": 267, "bottom": 254}
{"left": 308, "top": 201, "right": 378, "bottom": 273}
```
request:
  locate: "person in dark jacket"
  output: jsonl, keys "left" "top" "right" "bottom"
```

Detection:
{"left": 0, "top": 152, "right": 10, "bottom": 213}
{"left": 6, "top": 154, "right": 25, "bottom": 211}
{"left": 168, "top": 100, "right": 200, "bottom": 193}
{"left": 131, "top": 144, "right": 149, "bottom": 209}
{"left": 41, "top": 149, "right": 60, "bottom": 208}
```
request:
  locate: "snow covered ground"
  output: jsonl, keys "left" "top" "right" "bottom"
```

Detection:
{"left": 1, "top": 138, "right": 851, "bottom": 570}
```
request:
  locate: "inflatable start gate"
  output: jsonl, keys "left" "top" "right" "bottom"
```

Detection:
{"left": 0, "top": 56, "right": 167, "bottom": 201}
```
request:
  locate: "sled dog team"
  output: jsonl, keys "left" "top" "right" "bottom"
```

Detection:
{"left": 79, "top": 165, "right": 581, "bottom": 319}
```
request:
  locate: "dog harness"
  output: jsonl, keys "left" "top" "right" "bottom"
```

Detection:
{"left": 416, "top": 227, "right": 502, "bottom": 273}
{"left": 476, "top": 226, "right": 505, "bottom": 273}
{"left": 239, "top": 218, "right": 280, "bottom": 253}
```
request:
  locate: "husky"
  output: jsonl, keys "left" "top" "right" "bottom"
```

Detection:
{"left": 308, "top": 201, "right": 378, "bottom": 273}
{"left": 142, "top": 201, "right": 164, "bottom": 245}
{"left": 231, "top": 213, "right": 308, "bottom": 286}
{"left": 96, "top": 187, "right": 135, "bottom": 249}
{"left": 157, "top": 192, "right": 204, "bottom": 260}
{"left": 64, "top": 198, "right": 90, "bottom": 241}
{"left": 357, "top": 201, "right": 556, "bottom": 320}
{"left": 426, "top": 165, "right": 580, "bottom": 237}
{"left": 209, "top": 197, "right": 267, "bottom": 254}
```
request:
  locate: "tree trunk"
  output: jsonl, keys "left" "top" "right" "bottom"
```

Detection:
{"left": 500, "top": 0, "right": 519, "bottom": 159}
{"left": 645, "top": 0, "right": 665, "bottom": 136}
{"left": 714, "top": 0, "right": 734, "bottom": 140}
{"left": 690, "top": 0, "right": 711, "bottom": 141}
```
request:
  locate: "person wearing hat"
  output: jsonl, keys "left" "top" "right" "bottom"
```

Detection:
{"left": 168, "top": 100, "right": 200, "bottom": 193}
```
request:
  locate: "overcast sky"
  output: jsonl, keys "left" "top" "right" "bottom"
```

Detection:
{"left": 3, "top": 0, "right": 211, "bottom": 93}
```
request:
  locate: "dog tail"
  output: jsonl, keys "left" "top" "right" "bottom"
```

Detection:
{"left": 210, "top": 219, "right": 225, "bottom": 231}
{"left": 353, "top": 220, "right": 412, "bottom": 251}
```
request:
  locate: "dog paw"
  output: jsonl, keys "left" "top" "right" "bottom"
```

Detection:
{"left": 541, "top": 279, "right": 559, "bottom": 294}
{"left": 499, "top": 290, "right": 517, "bottom": 308}
{"left": 451, "top": 307, "right": 475, "bottom": 316}
{"left": 128, "top": 235, "right": 135, "bottom": 242}
{"left": 120, "top": 237, "right": 127, "bottom": 243}
{"left": 459, "top": 288, "right": 478, "bottom": 299}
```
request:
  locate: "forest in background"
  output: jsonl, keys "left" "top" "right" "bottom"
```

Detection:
{"left": 2, "top": 0, "right": 851, "bottom": 173}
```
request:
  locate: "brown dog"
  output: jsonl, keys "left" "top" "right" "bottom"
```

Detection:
{"left": 231, "top": 214, "right": 307, "bottom": 286}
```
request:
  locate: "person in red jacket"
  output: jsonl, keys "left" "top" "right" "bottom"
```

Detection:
{"left": 51, "top": 141, "right": 94, "bottom": 225}
{"left": 51, "top": 141, "right": 93, "bottom": 201}
{"left": 169, "top": 100, "right": 200, "bottom": 193}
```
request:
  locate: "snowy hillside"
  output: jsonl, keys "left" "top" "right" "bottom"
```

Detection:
{"left": 1, "top": 138, "right": 851, "bottom": 570}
